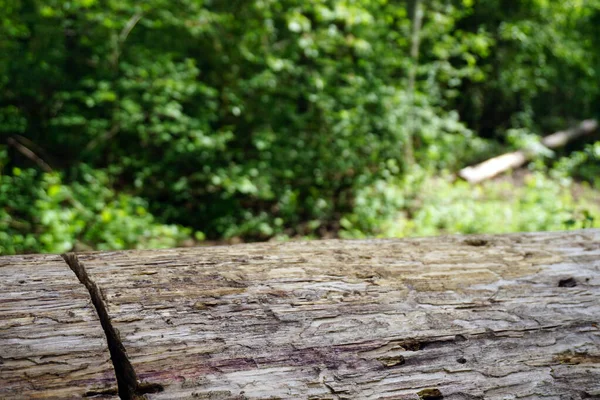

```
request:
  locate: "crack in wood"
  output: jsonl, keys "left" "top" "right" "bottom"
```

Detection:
{"left": 62, "top": 252, "right": 163, "bottom": 399}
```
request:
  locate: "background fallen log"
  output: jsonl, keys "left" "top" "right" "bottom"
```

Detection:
{"left": 459, "top": 120, "right": 598, "bottom": 184}
{"left": 1, "top": 229, "right": 600, "bottom": 399}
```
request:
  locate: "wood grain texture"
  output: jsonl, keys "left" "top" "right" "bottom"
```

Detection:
{"left": 0, "top": 254, "right": 117, "bottom": 399}
{"left": 1, "top": 230, "right": 599, "bottom": 399}
{"left": 74, "top": 230, "right": 600, "bottom": 399}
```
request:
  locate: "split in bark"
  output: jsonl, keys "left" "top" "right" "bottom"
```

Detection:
{"left": 61, "top": 253, "right": 163, "bottom": 400}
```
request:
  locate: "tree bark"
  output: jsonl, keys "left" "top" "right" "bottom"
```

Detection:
{"left": 2, "top": 229, "right": 600, "bottom": 399}
{"left": 405, "top": 0, "right": 425, "bottom": 167}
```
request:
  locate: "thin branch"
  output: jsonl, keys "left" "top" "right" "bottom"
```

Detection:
{"left": 405, "top": 0, "right": 425, "bottom": 167}
{"left": 119, "top": 12, "right": 143, "bottom": 44}
{"left": 84, "top": 124, "right": 120, "bottom": 153}
{"left": 13, "top": 134, "right": 51, "bottom": 160}
{"left": 112, "top": 12, "right": 143, "bottom": 68}
{"left": 7, "top": 137, "right": 53, "bottom": 173}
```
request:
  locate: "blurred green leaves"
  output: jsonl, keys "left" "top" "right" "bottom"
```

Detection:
{"left": 1, "top": 0, "right": 599, "bottom": 254}
{"left": 341, "top": 171, "right": 600, "bottom": 239}
{"left": 0, "top": 150, "right": 192, "bottom": 254}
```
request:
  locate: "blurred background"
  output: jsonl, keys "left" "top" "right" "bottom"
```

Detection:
{"left": 1, "top": 0, "right": 599, "bottom": 255}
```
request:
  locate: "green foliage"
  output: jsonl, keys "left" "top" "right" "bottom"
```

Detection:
{"left": 451, "top": 0, "right": 600, "bottom": 135}
{"left": 341, "top": 172, "right": 600, "bottom": 239}
{"left": 405, "top": 173, "right": 600, "bottom": 236}
{"left": 1, "top": 0, "right": 599, "bottom": 253}
{"left": 551, "top": 142, "right": 600, "bottom": 188}
{"left": 0, "top": 150, "right": 191, "bottom": 254}
{"left": 1, "top": 0, "right": 493, "bottom": 239}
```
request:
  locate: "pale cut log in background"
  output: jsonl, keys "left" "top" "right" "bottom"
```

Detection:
{"left": 459, "top": 119, "right": 598, "bottom": 184}
{"left": 1, "top": 229, "right": 600, "bottom": 399}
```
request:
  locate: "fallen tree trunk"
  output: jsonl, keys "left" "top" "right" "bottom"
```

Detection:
{"left": 2, "top": 229, "right": 600, "bottom": 399}
{"left": 459, "top": 119, "right": 598, "bottom": 184}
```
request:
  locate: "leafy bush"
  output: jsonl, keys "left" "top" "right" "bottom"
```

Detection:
{"left": 551, "top": 141, "right": 600, "bottom": 188}
{"left": 0, "top": 0, "right": 514, "bottom": 241}
{"left": 1, "top": 0, "right": 599, "bottom": 253}
{"left": 341, "top": 171, "right": 600, "bottom": 239}
{"left": 0, "top": 150, "right": 192, "bottom": 254}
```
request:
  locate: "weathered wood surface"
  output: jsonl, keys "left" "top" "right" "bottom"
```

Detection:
{"left": 2, "top": 230, "right": 600, "bottom": 399}
{"left": 0, "top": 254, "right": 117, "bottom": 399}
